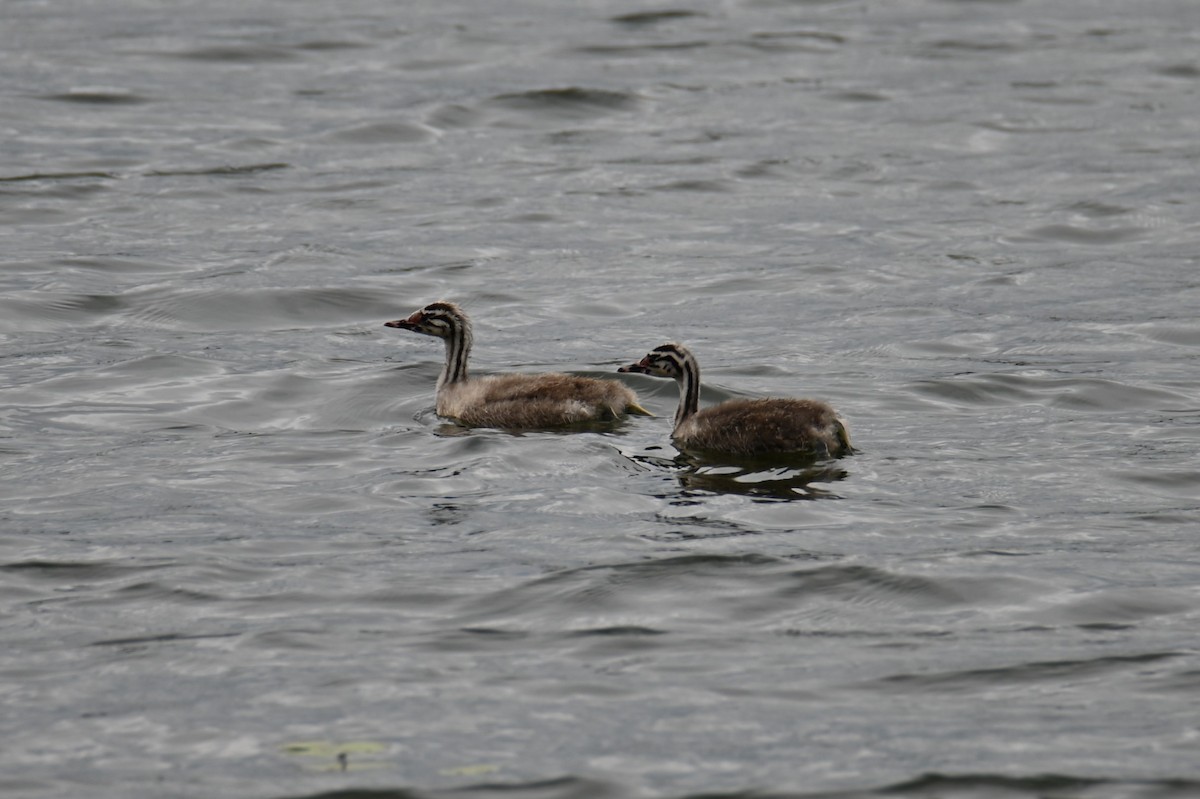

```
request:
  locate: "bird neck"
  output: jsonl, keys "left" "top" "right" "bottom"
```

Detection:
{"left": 438, "top": 323, "right": 472, "bottom": 389}
{"left": 673, "top": 355, "right": 701, "bottom": 430}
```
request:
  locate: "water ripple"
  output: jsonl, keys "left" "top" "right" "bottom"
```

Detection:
{"left": 866, "top": 652, "right": 1184, "bottom": 694}
{"left": 910, "top": 372, "right": 1190, "bottom": 411}
{"left": 486, "top": 88, "right": 642, "bottom": 122}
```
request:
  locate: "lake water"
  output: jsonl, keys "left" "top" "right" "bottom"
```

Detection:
{"left": 2, "top": 1, "right": 1198, "bottom": 797}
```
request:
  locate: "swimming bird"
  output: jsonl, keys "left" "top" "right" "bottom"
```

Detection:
{"left": 385, "top": 301, "right": 650, "bottom": 429}
{"left": 619, "top": 342, "right": 853, "bottom": 459}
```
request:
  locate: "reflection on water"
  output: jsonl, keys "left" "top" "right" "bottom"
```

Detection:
{"left": 678, "top": 460, "right": 849, "bottom": 501}
{"left": 631, "top": 448, "right": 850, "bottom": 501}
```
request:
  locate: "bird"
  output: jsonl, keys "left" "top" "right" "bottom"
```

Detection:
{"left": 384, "top": 300, "right": 651, "bottom": 429}
{"left": 619, "top": 342, "right": 853, "bottom": 459}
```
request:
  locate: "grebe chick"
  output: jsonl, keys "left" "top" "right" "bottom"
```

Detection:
{"left": 619, "top": 342, "right": 852, "bottom": 459}
{"left": 385, "top": 301, "right": 650, "bottom": 429}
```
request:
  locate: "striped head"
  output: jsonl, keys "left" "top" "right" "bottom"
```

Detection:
{"left": 618, "top": 343, "right": 693, "bottom": 380}
{"left": 384, "top": 301, "right": 471, "bottom": 341}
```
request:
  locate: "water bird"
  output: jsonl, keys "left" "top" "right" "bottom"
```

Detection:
{"left": 385, "top": 301, "right": 650, "bottom": 429}
{"left": 619, "top": 342, "right": 853, "bottom": 459}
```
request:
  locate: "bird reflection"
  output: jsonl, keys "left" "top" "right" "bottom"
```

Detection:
{"left": 678, "top": 461, "right": 847, "bottom": 501}
{"left": 632, "top": 447, "right": 850, "bottom": 502}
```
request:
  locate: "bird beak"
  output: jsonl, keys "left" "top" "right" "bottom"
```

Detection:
{"left": 618, "top": 356, "right": 652, "bottom": 374}
{"left": 384, "top": 310, "right": 423, "bottom": 330}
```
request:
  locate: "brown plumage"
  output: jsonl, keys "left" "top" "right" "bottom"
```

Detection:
{"left": 384, "top": 301, "right": 650, "bottom": 429}
{"left": 619, "top": 342, "right": 853, "bottom": 459}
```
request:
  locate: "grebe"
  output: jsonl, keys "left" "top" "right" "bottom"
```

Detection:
{"left": 385, "top": 301, "right": 650, "bottom": 428}
{"left": 619, "top": 342, "right": 852, "bottom": 458}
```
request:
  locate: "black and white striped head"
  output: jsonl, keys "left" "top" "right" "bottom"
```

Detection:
{"left": 619, "top": 343, "right": 692, "bottom": 380}
{"left": 384, "top": 301, "right": 470, "bottom": 340}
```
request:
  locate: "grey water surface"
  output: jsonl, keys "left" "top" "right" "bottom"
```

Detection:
{"left": 2, "top": 1, "right": 1199, "bottom": 797}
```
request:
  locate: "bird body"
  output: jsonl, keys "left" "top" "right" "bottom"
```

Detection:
{"left": 385, "top": 301, "right": 648, "bottom": 429}
{"left": 675, "top": 397, "right": 850, "bottom": 458}
{"left": 620, "top": 343, "right": 852, "bottom": 459}
{"left": 436, "top": 372, "right": 639, "bottom": 428}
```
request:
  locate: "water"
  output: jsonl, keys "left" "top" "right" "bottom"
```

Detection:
{"left": 2, "top": 0, "right": 1198, "bottom": 797}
